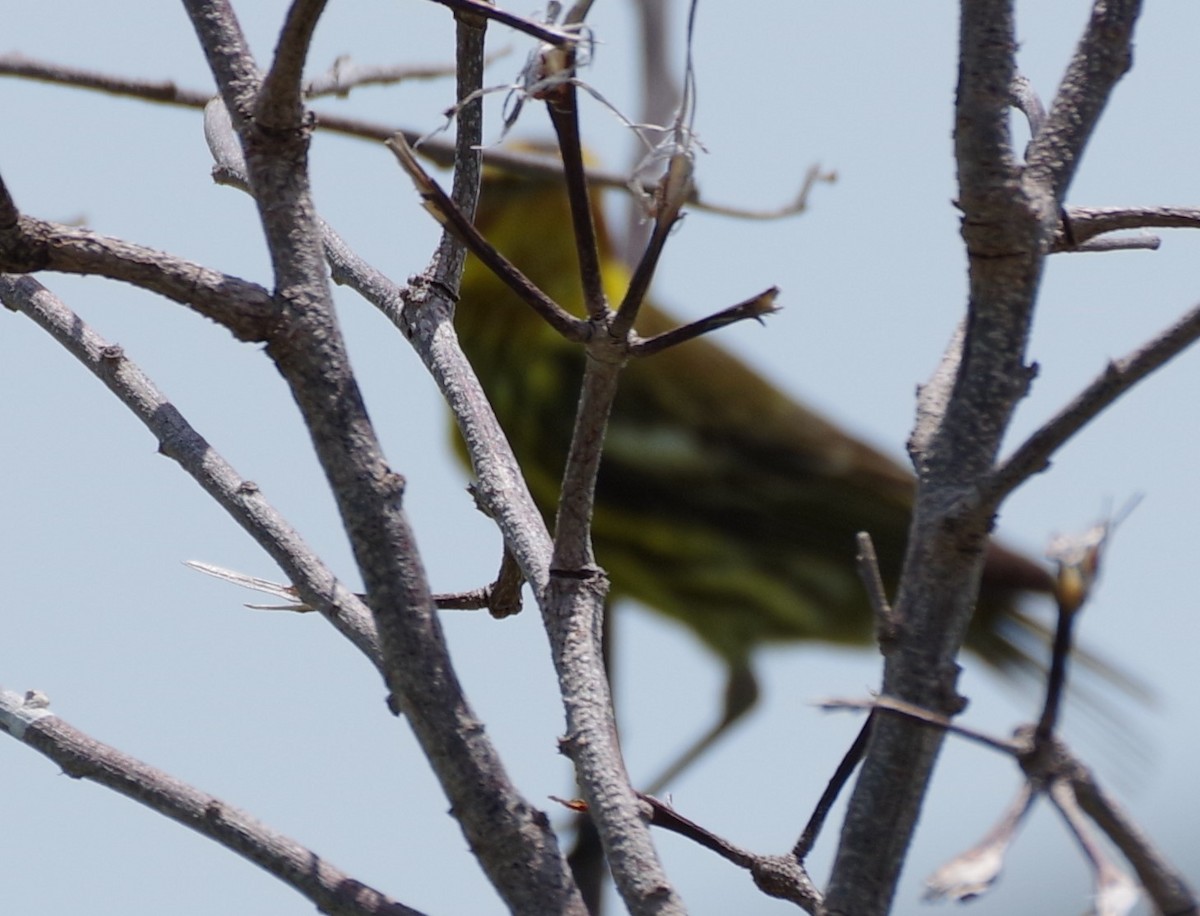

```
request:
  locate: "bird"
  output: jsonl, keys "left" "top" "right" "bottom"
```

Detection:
{"left": 452, "top": 149, "right": 1068, "bottom": 789}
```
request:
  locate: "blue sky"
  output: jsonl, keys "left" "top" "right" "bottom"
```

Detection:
{"left": 2, "top": 2, "right": 1198, "bottom": 913}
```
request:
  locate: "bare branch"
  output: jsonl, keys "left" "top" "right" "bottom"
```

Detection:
{"left": 256, "top": 0, "right": 327, "bottom": 129}
{"left": 0, "top": 276, "right": 384, "bottom": 667}
{"left": 0, "top": 51, "right": 831, "bottom": 227}
{"left": 793, "top": 716, "right": 872, "bottom": 861}
{"left": 818, "top": 695, "right": 1022, "bottom": 758}
{"left": 386, "top": 133, "right": 589, "bottom": 340}
{"left": 423, "top": 0, "right": 580, "bottom": 45}
{"left": 0, "top": 204, "right": 275, "bottom": 340}
{"left": 639, "top": 795, "right": 821, "bottom": 912}
{"left": 186, "top": 556, "right": 520, "bottom": 616}
{"left": 182, "top": 5, "right": 584, "bottom": 908}
{"left": 1066, "top": 756, "right": 1198, "bottom": 915}
{"left": 641, "top": 794, "right": 755, "bottom": 868}
{"left": 1058, "top": 233, "right": 1160, "bottom": 253}
{"left": 428, "top": 13, "right": 488, "bottom": 293}
{"left": 694, "top": 164, "right": 838, "bottom": 220}
{"left": 545, "top": 79, "right": 609, "bottom": 321}
{"left": 183, "top": 0, "right": 261, "bottom": 125}
{"left": 1059, "top": 204, "right": 1200, "bottom": 245}
{"left": 1009, "top": 72, "right": 1047, "bottom": 140}
{"left": 305, "top": 50, "right": 509, "bottom": 97}
{"left": 825, "top": 696, "right": 1196, "bottom": 915}
{"left": 286, "top": 177, "right": 557, "bottom": 615}
{"left": 924, "top": 783, "right": 1037, "bottom": 904}
{"left": 0, "top": 690, "right": 423, "bottom": 916}
{"left": 613, "top": 146, "right": 696, "bottom": 339}
{"left": 825, "top": 5, "right": 1148, "bottom": 909}
{"left": 0, "top": 51, "right": 213, "bottom": 105}
{"left": 545, "top": 334, "right": 677, "bottom": 911}
{"left": 1025, "top": 0, "right": 1143, "bottom": 204}
{"left": 855, "top": 532, "right": 897, "bottom": 647}
{"left": 629, "top": 287, "right": 779, "bottom": 357}
{"left": 988, "top": 297, "right": 1200, "bottom": 503}
{"left": 1047, "top": 780, "right": 1141, "bottom": 915}
{"left": 306, "top": 56, "right": 448, "bottom": 97}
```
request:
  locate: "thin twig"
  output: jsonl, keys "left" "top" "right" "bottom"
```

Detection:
{"left": 423, "top": 0, "right": 580, "bottom": 45}
{"left": 612, "top": 215, "right": 672, "bottom": 334}
{"left": 546, "top": 82, "right": 609, "bottom": 320}
{"left": 855, "top": 532, "right": 897, "bottom": 647}
{"left": 1058, "top": 233, "right": 1160, "bottom": 253}
{"left": 431, "top": 8, "right": 488, "bottom": 288}
{"left": 988, "top": 297, "right": 1200, "bottom": 504}
{"left": 1047, "top": 780, "right": 1141, "bottom": 914}
{"left": 0, "top": 51, "right": 213, "bottom": 104}
{"left": 1036, "top": 517, "right": 1115, "bottom": 742}
{"left": 0, "top": 52, "right": 833, "bottom": 222}
{"left": 1034, "top": 605, "right": 1076, "bottom": 743}
{"left": 630, "top": 287, "right": 779, "bottom": 357}
{"left": 1066, "top": 755, "right": 1199, "bottom": 915}
{"left": 185, "top": 559, "right": 522, "bottom": 617}
{"left": 818, "top": 695, "right": 1021, "bottom": 758}
{"left": 639, "top": 795, "right": 822, "bottom": 911}
{"left": 923, "top": 782, "right": 1038, "bottom": 903}
{"left": 303, "top": 49, "right": 510, "bottom": 98}
{"left": 793, "top": 715, "right": 873, "bottom": 861}
{"left": 1058, "top": 204, "right": 1200, "bottom": 245}
{"left": 641, "top": 794, "right": 755, "bottom": 867}
{"left": 385, "top": 133, "right": 588, "bottom": 340}
{"left": 256, "top": 0, "right": 326, "bottom": 129}
{"left": 1024, "top": 0, "right": 1142, "bottom": 205}
{"left": 0, "top": 211, "right": 276, "bottom": 340}
{"left": 691, "top": 163, "right": 837, "bottom": 220}
{"left": 612, "top": 132, "right": 695, "bottom": 338}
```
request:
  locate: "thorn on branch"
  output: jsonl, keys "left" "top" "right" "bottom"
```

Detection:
{"left": 185, "top": 558, "right": 521, "bottom": 618}
{"left": 854, "top": 532, "right": 897, "bottom": 648}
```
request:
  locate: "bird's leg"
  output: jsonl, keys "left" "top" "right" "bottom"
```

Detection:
{"left": 567, "top": 808, "right": 606, "bottom": 914}
{"left": 565, "top": 627, "right": 761, "bottom": 913}
{"left": 643, "top": 662, "right": 760, "bottom": 796}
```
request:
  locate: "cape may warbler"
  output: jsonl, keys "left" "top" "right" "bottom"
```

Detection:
{"left": 453, "top": 155, "right": 1058, "bottom": 777}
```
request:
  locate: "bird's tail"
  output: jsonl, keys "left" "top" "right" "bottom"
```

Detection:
{"left": 973, "top": 599, "right": 1155, "bottom": 711}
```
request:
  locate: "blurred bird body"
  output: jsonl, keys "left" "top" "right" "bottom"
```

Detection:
{"left": 454, "top": 159, "right": 1057, "bottom": 732}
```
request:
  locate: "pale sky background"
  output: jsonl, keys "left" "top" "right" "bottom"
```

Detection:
{"left": 2, "top": 3, "right": 1198, "bottom": 914}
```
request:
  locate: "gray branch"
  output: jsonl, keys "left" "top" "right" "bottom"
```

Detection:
{"left": 182, "top": 2, "right": 582, "bottom": 911}
{"left": 0, "top": 689, "right": 422, "bottom": 916}
{"left": 0, "top": 274, "right": 383, "bottom": 667}
{"left": 824, "top": 2, "right": 1146, "bottom": 913}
